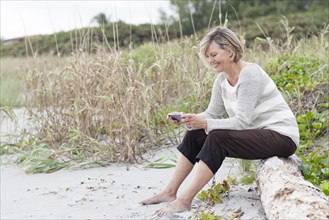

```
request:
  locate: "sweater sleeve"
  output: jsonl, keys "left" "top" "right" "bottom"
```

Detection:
{"left": 197, "top": 74, "right": 228, "bottom": 120}
{"left": 205, "top": 69, "right": 265, "bottom": 133}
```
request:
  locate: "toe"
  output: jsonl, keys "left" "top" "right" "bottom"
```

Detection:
{"left": 155, "top": 208, "right": 166, "bottom": 216}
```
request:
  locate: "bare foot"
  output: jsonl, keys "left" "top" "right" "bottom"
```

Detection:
{"left": 155, "top": 198, "right": 191, "bottom": 216}
{"left": 140, "top": 192, "right": 176, "bottom": 205}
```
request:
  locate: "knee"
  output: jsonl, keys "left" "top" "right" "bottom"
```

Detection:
{"left": 204, "top": 130, "right": 229, "bottom": 154}
{"left": 282, "top": 144, "right": 297, "bottom": 158}
{"left": 184, "top": 129, "right": 206, "bottom": 141}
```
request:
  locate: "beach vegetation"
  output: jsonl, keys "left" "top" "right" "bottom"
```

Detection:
{"left": 191, "top": 176, "right": 239, "bottom": 219}
{"left": 0, "top": 3, "right": 328, "bottom": 196}
{"left": 240, "top": 172, "right": 256, "bottom": 185}
{"left": 146, "top": 152, "right": 178, "bottom": 169}
{"left": 197, "top": 180, "right": 230, "bottom": 205}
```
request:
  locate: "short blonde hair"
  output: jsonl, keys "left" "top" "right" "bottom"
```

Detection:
{"left": 200, "top": 26, "right": 244, "bottom": 63}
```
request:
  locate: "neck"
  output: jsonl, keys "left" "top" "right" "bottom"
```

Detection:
{"left": 226, "top": 60, "right": 245, "bottom": 86}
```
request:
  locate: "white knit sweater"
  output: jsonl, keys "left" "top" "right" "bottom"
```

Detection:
{"left": 197, "top": 63, "right": 300, "bottom": 147}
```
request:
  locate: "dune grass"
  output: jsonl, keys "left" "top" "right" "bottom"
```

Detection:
{"left": 20, "top": 39, "right": 212, "bottom": 165}
{"left": 0, "top": 19, "right": 328, "bottom": 197}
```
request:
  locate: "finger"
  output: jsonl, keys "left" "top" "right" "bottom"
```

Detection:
{"left": 184, "top": 115, "right": 194, "bottom": 120}
{"left": 182, "top": 115, "right": 191, "bottom": 120}
{"left": 183, "top": 113, "right": 191, "bottom": 117}
{"left": 167, "top": 112, "right": 175, "bottom": 119}
{"left": 183, "top": 117, "right": 193, "bottom": 123}
{"left": 180, "top": 119, "right": 189, "bottom": 124}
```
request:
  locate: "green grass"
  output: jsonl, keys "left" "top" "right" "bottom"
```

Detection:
{"left": 0, "top": 74, "right": 24, "bottom": 107}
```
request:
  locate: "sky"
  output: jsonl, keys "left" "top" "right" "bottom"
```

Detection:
{"left": 0, "top": 0, "right": 173, "bottom": 40}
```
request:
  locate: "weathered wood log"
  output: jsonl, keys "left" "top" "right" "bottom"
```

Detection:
{"left": 256, "top": 155, "right": 329, "bottom": 220}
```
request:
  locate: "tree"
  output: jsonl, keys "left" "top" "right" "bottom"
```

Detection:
{"left": 162, "top": 0, "right": 324, "bottom": 36}
{"left": 168, "top": 0, "right": 221, "bottom": 36}
{"left": 92, "top": 13, "right": 110, "bottom": 26}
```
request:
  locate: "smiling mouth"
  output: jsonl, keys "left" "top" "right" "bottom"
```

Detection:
{"left": 212, "top": 63, "right": 219, "bottom": 68}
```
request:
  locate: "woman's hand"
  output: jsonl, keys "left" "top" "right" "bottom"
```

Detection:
{"left": 167, "top": 112, "right": 185, "bottom": 125}
{"left": 182, "top": 113, "right": 207, "bottom": 129}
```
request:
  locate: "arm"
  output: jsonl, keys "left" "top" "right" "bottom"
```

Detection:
{"left": 197, "top": 74, "right": 228, "bottom": 120}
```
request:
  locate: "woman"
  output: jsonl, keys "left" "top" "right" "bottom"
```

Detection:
{"left": 140, "top": 26, "right": 299, "bottom": 215}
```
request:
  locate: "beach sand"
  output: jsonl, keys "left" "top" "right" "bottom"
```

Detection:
{"left": 1, "top": 109, "right": 266, "bottom": 219}
{"left": 1, "top": 148, "right": 266, "bottom": 220}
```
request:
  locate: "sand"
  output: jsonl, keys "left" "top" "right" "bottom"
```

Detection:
{"left": 1, "top": 109, "right": 266, "bottom": 219}
{"left": 1, "top": 153, "right": 266, "bottom": 219}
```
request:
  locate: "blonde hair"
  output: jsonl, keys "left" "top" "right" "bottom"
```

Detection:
{"left": 200, "top": 26, "right": 244, "bottom": 63}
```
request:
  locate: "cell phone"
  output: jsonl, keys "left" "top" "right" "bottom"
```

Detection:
{"left": 169, "top": 114, "right": 182, "bottom": 122}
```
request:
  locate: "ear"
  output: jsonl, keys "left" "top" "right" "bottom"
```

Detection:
{"left": 229, "top": 50, "right": 234, "bottom": 61}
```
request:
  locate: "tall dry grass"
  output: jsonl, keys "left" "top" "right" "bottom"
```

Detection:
{"left": 0, "top": 56, "right": 70, "bottom": 107}
{"left": 24, "top": 38, "right": 213, "bottom": 164}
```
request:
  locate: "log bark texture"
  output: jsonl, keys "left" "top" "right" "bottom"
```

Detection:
{"left": 256, "top": 155, "right": 329, "bottom": 220}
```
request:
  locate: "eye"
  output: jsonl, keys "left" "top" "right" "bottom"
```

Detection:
{"left": 205, "top": 53, "right": 217, "bottom": 59}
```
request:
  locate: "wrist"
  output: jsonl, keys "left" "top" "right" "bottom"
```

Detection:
{"left": 203, "top": 119, "right": 207, "bottom": 129}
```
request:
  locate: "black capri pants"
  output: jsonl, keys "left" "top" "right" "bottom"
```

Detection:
{"left": 177, "top": 129, "right": 297, "bottom": 174}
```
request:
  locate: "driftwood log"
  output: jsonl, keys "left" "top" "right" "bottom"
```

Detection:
{"left": 256, "top": 155, "right": 329, "bottom": 220}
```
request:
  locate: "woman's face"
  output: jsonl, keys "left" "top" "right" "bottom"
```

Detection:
{"left": 204, "top": 41, "right": 232, "bottom": 72}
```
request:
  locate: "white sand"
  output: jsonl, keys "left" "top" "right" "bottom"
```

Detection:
{"left": 1, "top": 109, "right": 266, "bottom": 219}
{"left": 1, "top": 151, "right": 266, "bottom": 219}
